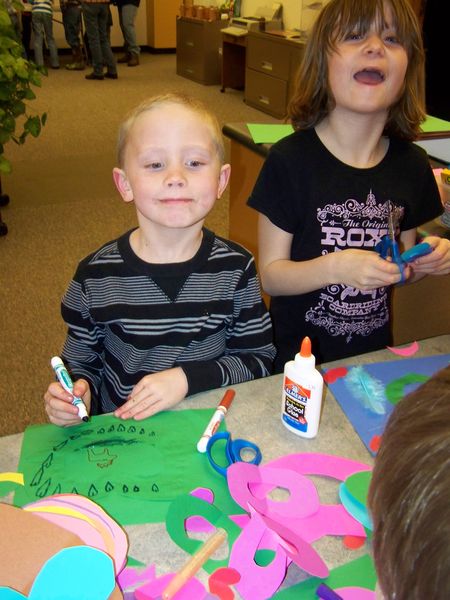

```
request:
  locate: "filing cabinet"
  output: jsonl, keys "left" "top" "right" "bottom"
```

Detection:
{"left": 176, "top": 17, "right": 226, "bottom": 85}
{"left": 244, "top": 32, "right": 305, "bottom": 118}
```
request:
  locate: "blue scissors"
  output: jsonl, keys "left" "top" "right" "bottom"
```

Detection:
{"left": 376, "top": 201, "right": 432, "bottom": 282}
{"left": 205, "top": 431, "right": 262, "bottom": 478}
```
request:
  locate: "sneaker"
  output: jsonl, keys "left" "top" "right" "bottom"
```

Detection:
{"left": 104, "top": 72, "right": 118, "bottom": 79}
{"left": 127, "top": 54, "right": 139, "bottom": 67}
{"left": 117, "top": 53, "right": 130, "bottom": 63}
{"left": 85, "top": 72, "right": 104, "bottom": 80}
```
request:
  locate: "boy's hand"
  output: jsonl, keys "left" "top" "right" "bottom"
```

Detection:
{"left": 331, "top": 249, "right": 408, "bottom": 290}
{"left": 114, "top": 367, "right": 189, "bottom": 421}
{"left": 407, "top": 236, "right": 450, "bottom": 275}
{"left": 44, "top": 379, "right": 91, "bottom": 427}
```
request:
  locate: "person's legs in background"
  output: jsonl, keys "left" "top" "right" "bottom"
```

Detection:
{"left": 21, "top": 7, "right": 33, "bottom": 59}
{"left": 98, "top": 3, "right": 117, "bottom": 76}
{"left": 62, "top": 4, "right": 85, "bottom": 70}
{"left": 82, "top": 3, "right": 104, "bottom": 78}
{"left": 117, "top": 3, "right": 139, "bottom": 66}
{"left": 41, "top": 12, "right": 59, "bottom": 68}
{"left": 83, "top": 2, "right": 117, "bottom": 79}
{"left": 31, "top": 12, "right": 45, "bottom": 67}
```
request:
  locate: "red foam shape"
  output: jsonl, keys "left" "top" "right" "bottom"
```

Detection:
{"left": 209, "top": 567, "right": 241, "bottom": 600}
{"left": 343, "top": 535, "right": 366, "bottom": 550}
{"left": 323, "top": 367, "right": 348, "bottom": 384}
{"left": 369, "top": 434, "right": 382, "bottom": 453}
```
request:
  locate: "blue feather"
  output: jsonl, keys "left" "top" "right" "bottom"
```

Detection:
{"left": 344, "top": 366, "right": 386, "bottom": 414}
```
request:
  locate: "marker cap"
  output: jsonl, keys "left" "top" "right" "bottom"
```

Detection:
{"left": 51, "top": 356, "right": 64, "bottom": 369}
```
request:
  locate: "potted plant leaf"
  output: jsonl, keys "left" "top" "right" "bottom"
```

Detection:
{"left": 0, "top": 0, "right": 47, "bottom": 234}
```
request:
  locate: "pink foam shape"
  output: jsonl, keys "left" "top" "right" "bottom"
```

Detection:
{"left": 229, "top": 513, "right": 250, "bottom": 528}
{"left": 286, "top": 504, "right": 365, "bottom": 543}
{"left": 190, "top": 488, "right": 215, "bottom": 503}
{"left": 134, "top": 572, "right": 207, "bottom": 600}
{"left": 265, "top": 454, "right": 371, "bottom": 481}
{"left": 185, "top": 488, "right": 217, "bottom": 533}
{"left": 229, "top": 510, "right": 288, "bottom": 600}
{"left": 336, "top": 587, "right": 376, "bottom": 599}
{"left": 185, "top": 515, "right": 216, "bottom": 533}
{"left": 227, "top": 462, "right": 320, "bottom": 519}
{"left": 23, "top": 493, "right": 128, "bottom": 573}
{"left": 387, "top": 341, "right": 419, "bottom": 356}
{"left": 259, "top": 513, "right": 328, "bottom": 578}
{"left": 117, "top": 564, "right": 156, "bottom": 590}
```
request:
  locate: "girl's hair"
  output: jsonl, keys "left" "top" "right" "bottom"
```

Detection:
{"left": 287, "top": 0, "right": 425, "bottom": 140}
{"left": 117, "top": 92, "right": 225, "bottom": 167}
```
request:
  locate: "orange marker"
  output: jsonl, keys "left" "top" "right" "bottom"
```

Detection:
{"left": 197, "top": 389, "right": 235, "bottom": 453}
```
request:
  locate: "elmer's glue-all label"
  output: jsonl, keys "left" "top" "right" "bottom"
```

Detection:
{"left": 281, "top": 336, "right": 324, "bottom": 438}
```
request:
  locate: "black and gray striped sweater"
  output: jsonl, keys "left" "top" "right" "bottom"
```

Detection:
{"left": 61, "top": 228, "right": 275, "bottom": 414}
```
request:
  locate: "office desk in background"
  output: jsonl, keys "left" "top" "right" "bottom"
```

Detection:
{"left": 0, "top": 336, "right": 449, "bottom": 596}
{"left": 221, "top": 31, "right": 247, "bottom": 92}
{"left": 223, "top": 122, "right": 450, "bottom": 346}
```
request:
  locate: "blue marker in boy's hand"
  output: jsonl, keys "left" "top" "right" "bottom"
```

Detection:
{"left": 51, "top": 356, "right": 89, "bottom": 422}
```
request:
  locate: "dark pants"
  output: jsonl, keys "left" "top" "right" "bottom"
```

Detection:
{"left": 82, "top": 2, "right": 116, "bottom": 75}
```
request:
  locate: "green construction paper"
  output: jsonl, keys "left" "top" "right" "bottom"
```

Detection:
{"left": 273, "top": 554, "right": 377, "bottom": 598}
{"left": 126, "top": 556, "right": 145, "bottom": 567}
{"left": 421, "top": 115, "right": 450, "bottom": 133}
{"left": 247, "top": 123, "right": 294, "bottom": 144}
{"left": 344, "top": 470, "right": 372, "bottom": 508}
{"left": 385, "top": 374, "right": 429, "bottom": 405}
{"left": 165, "top": 493, "right": 242, "bottom": 574}
{"left": 0, "top": 480, "right": 22, "bottom": 498}
{"left": 14, "top": 411, "right": 237, "bottom": 526}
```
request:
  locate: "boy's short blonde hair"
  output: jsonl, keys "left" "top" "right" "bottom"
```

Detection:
{"left": 368, "top": 365, "right": 450, "bottom": 599}
{"left": 117, "top": 93, "right": 226, "bottom": 168}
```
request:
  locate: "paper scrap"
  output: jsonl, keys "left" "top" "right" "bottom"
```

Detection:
{"left": 387, "top": 341, "right": 419, "bottom": 356}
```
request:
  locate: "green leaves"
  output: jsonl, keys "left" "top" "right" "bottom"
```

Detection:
{"left": 0, "top": 3, "right": 47, "bottom": 173}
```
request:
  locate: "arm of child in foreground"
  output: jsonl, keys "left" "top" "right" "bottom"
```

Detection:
{"left": 44, "top": 378, "right": 92, "bottom": 427}
{"left": 257, "top": 214, "right": 405, "bottom": 295}
{"left": 114, "top": 367, "right": 188, "bottom": 421}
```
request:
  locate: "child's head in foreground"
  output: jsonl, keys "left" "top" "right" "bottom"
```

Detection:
{"left": 113, "top": 93, "right": 230, "bottom": 226}
{"left": 368, "top": 365, "right": 450, "bottom": 600}
{"left": 288, "top": 0, "right": 425, "bottom": 140}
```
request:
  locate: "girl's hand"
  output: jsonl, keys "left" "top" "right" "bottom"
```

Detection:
{"left": 114, "top": 367, "right": 189, "bottom": 421}
{"left": 331, "top": 249, "right": 408, "bottom": 290}
{"left": 44, "top": 379, "right": 91, "bottom": 427}
{"left": 407, "top": 236, "right": 450, "bottom": 276}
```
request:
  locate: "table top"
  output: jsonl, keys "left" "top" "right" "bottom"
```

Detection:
{"left": 223, "top": 122, "right": 450, "bottom": 167}
{"left": 1, "top": 334, "right": 449, "bottom": 595}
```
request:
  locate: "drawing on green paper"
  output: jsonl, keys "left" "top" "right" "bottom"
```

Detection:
{"left": 14, "top": 410, "right": 240, "bottom": 526}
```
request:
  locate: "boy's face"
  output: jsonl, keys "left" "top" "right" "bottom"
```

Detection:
{"left": 113, "top": 103, "right": 230, "bottom": 232}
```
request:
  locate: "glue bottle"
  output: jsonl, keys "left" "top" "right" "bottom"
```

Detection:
{"left": 281, "top": 336, "right": 324, "bottom": 438}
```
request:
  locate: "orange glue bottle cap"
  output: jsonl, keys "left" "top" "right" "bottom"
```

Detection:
{"left": 296, "top": 336, "right": 316, "bottom": 368}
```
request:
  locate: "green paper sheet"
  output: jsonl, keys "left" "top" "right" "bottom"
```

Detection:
{"left": 273, "top": 554, "right": 377, "bottom": 598}
{"left": 14, "top": 411, "right": 238, "bottom": 525}
{"left": 247, "top": 123, "right": 294, "bottom": 144}
{"left": 421, "top": 115, "right": 450, "bottom": 134}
